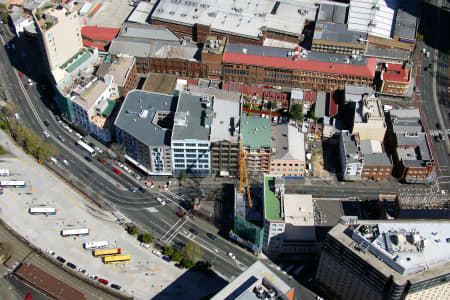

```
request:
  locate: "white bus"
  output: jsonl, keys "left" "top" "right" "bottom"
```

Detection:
{"left": 61, "top": 228, "right": 89, "bottom": 237}
{"left": 0, "top": 180, "right": 26, "bottom": 188}
{"left": 76, "top": 140, "right": 95, "bottom": 156}
{"left": 29, "top": 207, "right": 56, "bottom": 215}
{"left": 84, "top": 241, "right": 109, "bottom": 250}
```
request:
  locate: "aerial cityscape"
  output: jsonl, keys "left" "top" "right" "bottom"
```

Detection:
{"left": 0, "top": 0, "right": 448, "bottom": 299}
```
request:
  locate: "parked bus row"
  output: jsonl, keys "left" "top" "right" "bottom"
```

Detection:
{"left": 83, "top": 241, "right": 131, "bottom": 264}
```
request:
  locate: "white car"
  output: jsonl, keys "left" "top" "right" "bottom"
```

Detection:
{"left": 157, "top": 198, "right": 166, "bottom": 206}
{"left": 43, "top": 131, "right": 50, "bottom": 138}
{"left": 75, "top": 133, "right": 82, "bottom": 139}
{"left": 62, "top": 159, "right": 69, "bottom": 166}
{"left": 227, "top": 252, "right": 236, "bottom": 260}
{"left": 163, "top": 185, "right": 169, "bottom": 191}
{"left": 45, "top": 249, "right": 55, "bottom": 256}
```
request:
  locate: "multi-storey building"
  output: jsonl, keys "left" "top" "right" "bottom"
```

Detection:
{"left": 312, "top": 23, "right": 368, "bottom": 56}
{"left": 339, "top": 130, "right": 363, "bottom": 181}
{"left": 171, "top": 92, "right": 213, "bottom": 177}
{"left": 352, "top": 98, "right": 386, "bottom": 143}
{"left": 211, "top": 261, "right": 296, "bottom": 300}
{"left": 221, "top": 44, "right": 377, "bottom": 91}
{"left": 380, "top": 63, "right": 412, "bottom": 96}
{"left": 270, "top": 125, "right": 306, "bottom": 177}
{"left": 114, "top": 91, "right": 176, "bottom": 175}
{"left": 35, "top": 4, "right": 83, "bottom": 71}
{"left": 263, "top": 176, "right": 316, "bottom": 256}
{"left": 316, "top": 217, "right": 450, "bottom": 300}
{"left": 360, "top": 139, "right": 393, "bottom": 181}
{"left": 189, "top": 86, "right": 241, "bottom": 176}
{"left": 241, "top": 117, "right": 271, "bottom": 174}
{"left": 387, "top": 109, "right": 436, "bottom": 183}
{"left": 96, "top": 54, "right": 138, "bottom": 98}
{"left": 151, "top": 0, "right": 317, "bottom": 47}
{"left": 70, "top": 79, "right": 114, "bottom": 143}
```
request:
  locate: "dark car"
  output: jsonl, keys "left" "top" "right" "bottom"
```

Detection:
{"left": 434, "top": 135, "right": 441, "bottom": 142}
{"left": 111, "top": 284, "right": 121, "bottom": 290}
{"left": 162, "top": 256, "right": 172, "bottom": 262}
{"left": 85, "top": 156, "right": 93, "bottom": 162}
{"left": 189, "top": 228, "right": 198, "bottom": 235}
{"left": 436, "top": 123, "right": 441, "bottom": 130}
{"left": 66, "top": 262, "right": 76, "bottom": 269}
{"left": 88, "top": 142, "right": 95, "bottom": 148}
{"left": 44, "top": 119, "right": 50, "bottom": 126}
{"left": 207, "top": 233, "right": 217, "bottom": 240}
{"left": 55, "top": 115, "right": 61, "bottom": 122}
{"left": 56, "top": 256, "right": 66, "bottom": 263}
{"left": 138, "top": 187, "right": 147, "bottom": 193}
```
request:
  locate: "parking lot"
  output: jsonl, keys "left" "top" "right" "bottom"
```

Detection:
{"left": 0, "top": 148, "right": 186, "bottom": 299}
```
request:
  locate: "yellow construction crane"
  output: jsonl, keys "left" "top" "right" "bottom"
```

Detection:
{"left": 239, "top": 140, "right": 252, "bottom": 208}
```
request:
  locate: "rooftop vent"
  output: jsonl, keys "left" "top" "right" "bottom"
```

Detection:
{"left": 242, "top": 48, "right": 248, "bottom": 54}
{"left": 139, "top": 110, "right": 149, "bottom": 119}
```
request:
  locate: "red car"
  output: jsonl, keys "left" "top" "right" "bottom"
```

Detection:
{"left": 19, "top": 72, "right": 24, "bottom": 78}
{"left": 98, "top": 157, "right": 106, "bottom": 165}
{"left": 98, "top": 278, "right": 108, "bottom": 285}
{"left": 176, "top": 211, "right": 185, "bottom": 219}
{"left": 113, "top": 168, "right": 121, "bottom": 175}
{"left": 25, "top": 292, "right": 33, "bottom": 300}
{"left": 24, "top": 84, "right": 29, "bottom": 90}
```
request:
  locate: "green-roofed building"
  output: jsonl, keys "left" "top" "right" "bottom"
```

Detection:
{"left": 240, "top": 117, "right": 272, "bottom": 173}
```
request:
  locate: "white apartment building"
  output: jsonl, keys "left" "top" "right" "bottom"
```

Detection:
{"left": 171, "top": 92, "right": 213, "bottom": 177}
{"left": 71, "top": 79, "right": 113, "bottom": 142}
{"left": 339, "top": 130, "right": 363, "bottom": 180}
{"left": 36, "top": 4, "right": 83, "bottom": 71}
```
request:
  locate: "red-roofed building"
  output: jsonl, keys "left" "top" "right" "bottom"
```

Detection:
{"left": 221, "top": 44, "right": 377, "bottom": 91}
{"left": 380, "top": 63, "right": 411, "bottom": 96}
{"left": 81, "top": 26, "right": 120, "bottom": 51}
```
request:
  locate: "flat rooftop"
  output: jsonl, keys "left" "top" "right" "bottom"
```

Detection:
{"left": 284, "top": 194, "right": 314, "bottom": 226}
{"left": 97, "top": 55, "right": 135, "bottom": 87}
{"left": 336, "top": 220, "right": 450, "bottom": 281}
{"left": 152, "top": 0, "right": 317, "bottom": 40}
{"left": 271, "top": 125, "right": 305, "bottom": 161}
{"left": 224, "top": 43, "right": 377, "bottom": 78}
{"left": 211, "top": 260, "right": 294, "bottom": 300}
{"left": 71, "top": 80, "right": 109, "bottom": 110}
{"left": 119, "top": 22, "right": 180, "bottom": 41}
{"left": 172, "top": 92, "right": 213, "bottom": 141}
{"left": 264, "top": 176, "right": 283, "bottom": 222}
{"left": 188, "top": 86, "right": 241, "bottom": 143}
{"left": 241, "top": 117, "right": 271, "bottom": 149}
{"left": 313, "top": 23, "right": 367, "bottom": 45}
{"left": 114, "top": 90, "right": 177, "bottom": 146}
{"left": 84, "top": 0, "right": 134, "bottom": 28}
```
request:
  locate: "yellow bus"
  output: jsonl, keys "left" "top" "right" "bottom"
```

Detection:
{"left": 102, "top": 254, "right": 131, "bottom": 264}
{"left": 93, "top": 248, "right": 121, "bottom": 257}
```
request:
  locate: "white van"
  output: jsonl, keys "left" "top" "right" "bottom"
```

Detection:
{"left": 0, "top": 169, "right": 10, "bottom": 176}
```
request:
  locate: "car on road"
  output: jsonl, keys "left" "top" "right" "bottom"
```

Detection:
{"left": 436, "top": 123, "right": 441, "bottom": 130}
{"left": 128, "top": 187, "right": 137, "bottom": 193}
{"left": 43, "top": 131, "right": 50, "bottom": 138}
{"left": 176, "top": 211, "right": 185, "bottom": 219}
{"left": 55, "top": 115, "right": 61, "bottom": 122}
{"left": 98, "top": 278, "right": 108, "bottom": 285}
{"left": 162, "top": 256, "right": 172, "bottom": 262}
{"left": 62, "top": 159, "right": 69, "bottom": 166}
{"left": 57, "top": 135, "right": 65, "bottom": 142}
{"left": 439, "top": 132, "right": 445, "bottom": 141}
{"left": 75, "top": 132, "right": 82, "bottom": 139}
{"left": 88, "top": 274, "right": 98, "bottom": 280}
{"left": 66, "top": 262, "right": 76, "bottom": 269}
{"left": 27, "top": 78, "right": 33, "bottom": 85}
{"left": 189, "top": 228, "right": 198, "bottom": 235}
{"left": 139, "top": 187, "right": 147, "bottom": 193}
{"left": 88, "top": 142, "right": 95, "bottom": 148}
{"left": 19, "top": 72, "right": 24, "bottom": 78}
{"left": 111, "top": 283, "right": 121, "bottom": 290}
{"left": 113, "top": 168, "right": 121, "bottom": 175}
{"left": 44, "top": 249, "right": 55, "bottom": 256}
{"left": 56, "top": 256, "right": 66, "bottom": 263}
{"left": 97, "top": 157, "right": 106, "bottom": 165}
{"left": 64, "top": 125, "right": 72, "bottom": 133}
{"left": 163, "top": 185, "right": 169, "bottom": 191}
{"left": 24, "top": 84, "right": 29, "bottom": 90}
{"left": 434, "top": 135, "right": 440, "bottom": 142}
{"left": 44, "top": 119, "right": 50, "bottom": 126}
{"left": 227, "top": 252, "right": 236, "bottom": 260}
{"left": 157, "top": 198, "right": 166, "bottom": 206}
{"left": 77, "top": 267, "right": 86, "bottom": 273}
{"left": 25, "top": 292, "right": 33, "bottom": 300}
{"left": 207, "top": 233, "right": 217, "bottom": 240}
{"left": 85, "top": 156, "right": 92, "bottom": 162}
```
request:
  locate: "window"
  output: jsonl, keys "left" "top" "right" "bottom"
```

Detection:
{"left": 173, "top": 143, "right": 184, "bottom": 147}
{"left": 198, "top": 144, "right": 209, "bottom": 147}
{"left": 174, "top": 154, "right": 184, "bottom": 158}
{"left": 186, "top": 143, "right": 197, "bottom": 147}
{"left": 173, "top": 149, "right": 184, "bottom": 153}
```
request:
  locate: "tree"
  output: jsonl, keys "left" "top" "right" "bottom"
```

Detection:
{"left": 25, "top": 132, "right": 43, "bottom": 156}
{"left": 289, "top": 103, "right": 304, "bottom": 121}
{"left": 1, "top": 102, "right": 18, "bottom": 117}
{"left": 37, "top": 142, "right": 59, "bottom": 161}
{"left": 171, "top": 251, "right": 184, "bottom": 262}
{"left": 164, "top": 246, "right": 174, "bottom": 257}
{"left": 184, "top": 241, "right": 203, "bottom": 263}
{"left": 127, "top": 224, "right": 138, "bottom": 235}
{"left": 182, "top": 258, "right": 194, "bottom": 269}
{"left": 0, "top": 242, "right": 11, "bottom": 263}
{"left": 140, "top": 233, "right": 153, "bottom": 244}
{"left": 15, "top": 125, "right": 31, "bottom": 146}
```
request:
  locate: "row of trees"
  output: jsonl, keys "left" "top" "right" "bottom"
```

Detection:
{"left": 163, "top": 241, "right": 209, "bottom": 269}
{"left": 127, "top": 224, "right": 153, "bottom": 244}
{"left": 1, "top": 103, "right": 59, "bottom": 161}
